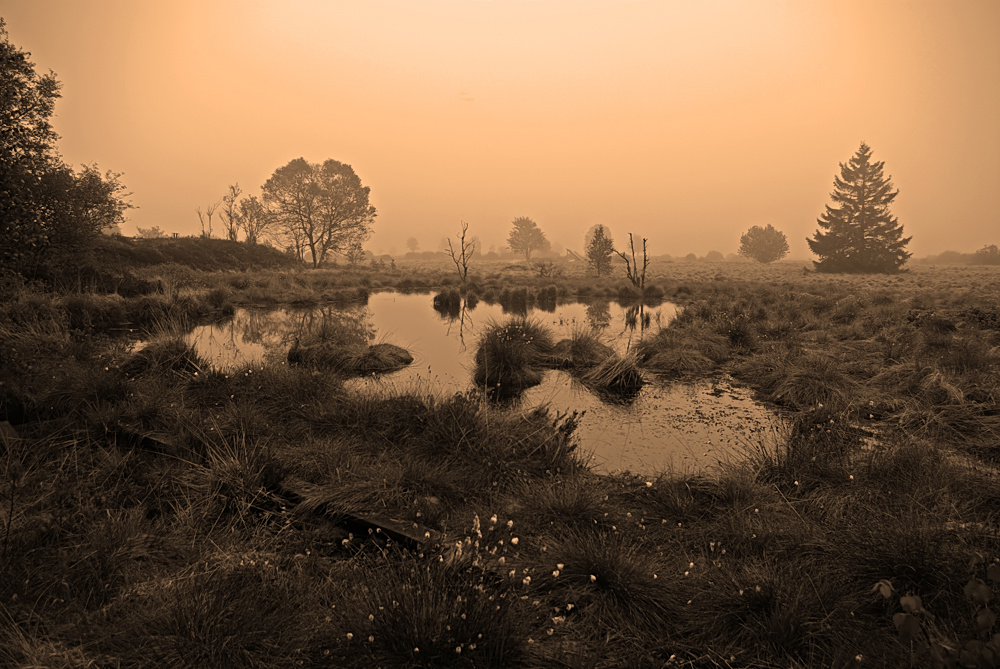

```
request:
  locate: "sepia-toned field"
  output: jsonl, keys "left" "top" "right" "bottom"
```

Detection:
{"left": 2, "top": 251, "right": 999, "bottom": 667}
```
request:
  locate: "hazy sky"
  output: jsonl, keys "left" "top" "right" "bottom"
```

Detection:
{"left": 4, "top": 0, "right": 998, "bottom": 257}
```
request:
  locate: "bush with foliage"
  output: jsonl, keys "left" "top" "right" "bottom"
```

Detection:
{"left": 507, "top": 216, "right": 550, "bottom": 261}
{"left": 739, "top": 224, "right": 789, "bottom": 263}
{"left": 973, "top": 244, "right": 1000, "bottom": 266}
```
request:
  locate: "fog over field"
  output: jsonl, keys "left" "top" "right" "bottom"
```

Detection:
{"left": 5, "top": 0, "right": 998, "bottom": 257}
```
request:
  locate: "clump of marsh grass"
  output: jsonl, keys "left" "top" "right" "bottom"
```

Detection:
{"left": 548, "top": 326, "right": 613, "bottom": 369}
{"left": 121, "top": 334, "right": 205, "bottom": 378}
{"left": 735, "top": 350, "right": 858, "bottom": 412}
{"left": 334, "top": 550, "right": 528, "bottom": 668}
{"left": 432, "top": 289, "right": 461, "bottom": 318}
{"left": 537, "top": 528, "right": 681, "bottom": 633}
{"left": 95, "top": 557, "right": 317, "bottom": 667}
{"left": 288, "top": 341, "right": 413, "bottom": 375}
{"left": 636, "top": 324, "right": 730, "bottom": 377}
{"left": 519, "top": 474, "right": 609, "bottom": 529}
{"left": 497, "top": 287, "right": 529, "bottom": 315}
{"left": 473, "top": 317, "right": 555, "bottom": 395}
{"left": 578, "top": 351, "right": 645, "bottom": 398}
{"left": 312, "top": 389, "right": 582, "bottom": 491}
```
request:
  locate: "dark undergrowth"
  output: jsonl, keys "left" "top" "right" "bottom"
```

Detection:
{"left": 2, "top": 263, "right": 1000, "bottom": 667}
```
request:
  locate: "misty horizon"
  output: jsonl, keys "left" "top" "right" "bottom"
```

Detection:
{"left": 4, "top": 1, "right": 998, "bottom": 260}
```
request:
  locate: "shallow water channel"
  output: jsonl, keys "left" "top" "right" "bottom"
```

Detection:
{"left": 186, "top": 292, "right": 785, "bottom": 474}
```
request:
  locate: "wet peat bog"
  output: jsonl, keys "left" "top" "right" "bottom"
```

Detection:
{"left": 186, "top": 292, "right": 785, "bottom": 473}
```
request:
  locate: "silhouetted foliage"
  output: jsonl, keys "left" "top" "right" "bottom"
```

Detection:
{"left": 739, "top": 224, "right": 789, "bottom": 263}
{"left": 236, "top": 195, "right": 271, "bottom": 246}
{"left": 507, "top": 216, "right": 550, "bottom": 261}
{"left": 585, "top": 224, "right": 616, "bottom": 276}
{"left": 261, "top": 158, "right": 376, "bottom": 267}
{"left": 808, "top": 142, "right": 910, "bottom": 273}
{"left": 0, "top": 20, "right": 130, "bottom": 279}
{"left": 135, "top": 226, "right": 165, "bottom": 239}
{"left": 973, "top": 244, "right": 1000, "bottom": 265}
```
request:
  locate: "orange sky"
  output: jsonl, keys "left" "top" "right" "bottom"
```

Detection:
{"left": 4, "top": 0, "right": 998, "bottom": 258}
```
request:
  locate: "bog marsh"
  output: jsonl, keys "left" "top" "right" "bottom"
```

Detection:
{"left": 3, "top": 250, "right": 1000, "bottom": 667}
{"left": 184, "top": 293, "right": 782, "bottom": 473}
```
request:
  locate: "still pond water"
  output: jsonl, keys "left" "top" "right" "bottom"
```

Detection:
{"left": 186, "top": 292, "right": 785, "bottom": 474}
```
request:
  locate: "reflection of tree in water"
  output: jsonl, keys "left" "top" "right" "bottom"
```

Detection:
{"left": 622, "top": 304, "right": 661, "bottom": 352}
{"left": 290, "top": 306, "right": 374, "bottom": 347}
{"left": 586, "top": 301, "right": 612, "bottom": 330}
{"left": 444, "top": 298, "right": 477, "bottom": 353}
{"left": 623, "top": 305, "right": 652, "bottom": 332}
{"left": 239, "top": 309, "right": 268, "bottom": 346}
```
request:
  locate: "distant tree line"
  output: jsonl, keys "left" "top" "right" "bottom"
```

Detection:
{"left": 2, "top": 11, "right": 919, "bottom": 281}
{"left": 914, "top": 245, "right": 1000, "bottom": 266}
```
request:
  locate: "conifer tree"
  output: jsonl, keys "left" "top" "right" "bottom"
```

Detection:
{"left": 585, "top": 224, "right": 615, "bottom": 276}
{"left": 808, "top": 142, "right": 911, "bottom": 273}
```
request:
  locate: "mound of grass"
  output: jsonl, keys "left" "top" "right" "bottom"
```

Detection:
{"left": 121, "top": 335, "right": 205, "bottom": 377}
{"left": 636, "top": 324, "right": 730, "bottom": 377}
{"left": 578, "top": 351, "right": 645, "bottom": 397}
{"left": 547, "top": 327, "right": 614, "bottom": 369}
{"left": 431, "top": 288, "right": 461, "bottom": 317}
{"left": 735, "top": 350, "right": 858, "bottom": 411}
{"left": 333, "top": 551, "right": 528, "bottom": 668}
{"left": 92, "top": 235, "right": 297, "bottom": 272}
{"left": 287, "top": 342, "right": 413, "bottom": 375}
{"left": 537, "top": 528, "right": 681, "bottom": 633}
{"left": 473, "top": 317, "right": 555, "bottom": 394}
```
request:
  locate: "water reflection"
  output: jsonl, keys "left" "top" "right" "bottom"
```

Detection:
{"left": 586, "top": 301, "right": 611, "bottom": 330}
{"left": 185, "top": 292, "right": 783, "bottom": 473}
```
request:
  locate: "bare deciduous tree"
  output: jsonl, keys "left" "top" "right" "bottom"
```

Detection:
{"left": 616, "top": 233, "right": 648, "bottom": 291}
{"left": 446, "top": 221, "right": 478, "bottom": 284}
{"left": 220, "top": 183, "right": 242, "bottom": 241}
{"left": 196, "top": 200, "right": 220, "bottom": 239}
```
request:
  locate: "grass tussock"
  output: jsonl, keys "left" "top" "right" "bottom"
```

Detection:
{"left": 473, "top": 317, "right": 555, "bottom": 394}
{"left": 578, "top": 351, "right": 645, "bottom": 397}
{"left": 121, "top": 334, "right": 206, "bottom": 377}
{"left": 288, "top": 341, "right": 414, "bottom": 375}
{"left": 333, "top": 551, "right": 529, "bottom": 668}
{"left": 547, "top": 326, "right": 614, "bottom": 369}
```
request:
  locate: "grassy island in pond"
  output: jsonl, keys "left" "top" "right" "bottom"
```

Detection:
{"left": 2, "top": 253, "right": 1000, "bottom": 667}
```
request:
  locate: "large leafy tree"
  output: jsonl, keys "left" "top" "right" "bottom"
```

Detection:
{"left": 261, "top": 158, "right": 376, "bottom": 267}
{"left": 808, "top": 142, "right": 910, "bottom": 273}
{"left": 584, "top": 224, "right": 615, "bottom": 276}
{"left": 738, "top": 224, "right": 789, "bottom": 263}
{"left": 507, "top": 216, "right": 549, "bottom": 261}
{"left": 1, "top": 19, "right": 129, "bottom": 278}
